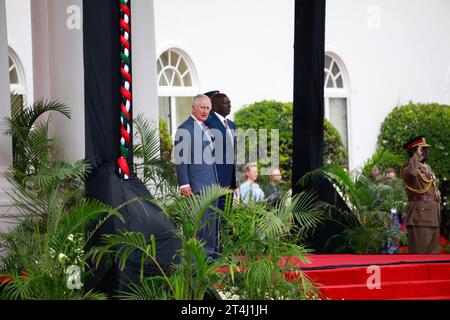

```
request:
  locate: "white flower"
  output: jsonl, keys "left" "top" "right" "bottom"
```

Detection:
{"left": 58, "top": 253, "right": 68, "bottom": 262}
{"left": 68, "top": 234, "right": 74, "bottom": 241}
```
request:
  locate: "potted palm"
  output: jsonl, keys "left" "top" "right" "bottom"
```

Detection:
{"left": 0, "top": 95, "right": 119, "bottom": 299}
{"left": 314, "top": 153, "right": 407, "bottom": 254}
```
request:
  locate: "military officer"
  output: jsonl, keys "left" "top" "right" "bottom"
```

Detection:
{"left": 400, "top": 135, "right": 441, "bottom": 254}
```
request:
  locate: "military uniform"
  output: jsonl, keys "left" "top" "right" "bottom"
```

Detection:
{"left": 400, "top": 136, "right": 441, "bottom": 254}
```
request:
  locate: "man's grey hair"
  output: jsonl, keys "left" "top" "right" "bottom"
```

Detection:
{"left": 192, "top": 94, "right": 210, "bottom": 107}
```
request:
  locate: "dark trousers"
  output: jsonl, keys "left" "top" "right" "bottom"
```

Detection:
{"left": 196, "top": 199, "right": 219, "bottom": 259}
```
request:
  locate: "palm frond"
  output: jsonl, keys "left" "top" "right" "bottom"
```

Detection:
{"left": 295, "top": 167, "right": 325, "bottom": 189}
{"left": 82, "top": 290, "right": 109, "bottom": 300}
{"left": 133, "top": 114, "right": 160, "bottom": 161}
{"left": 164, "top": 185, "right": 230, "bottom": 237}
{"left": 244, "top": 257, "right": 272, "bottom": 297}
{"left": 115, "top": 276, "right": 172, "bottom": 300}
{"left": 133, "top": 114, "right": 161, "bottom": 185}
{"left": 288, "top": 192, "right": 326, "bottom": 235}
{"left": 322, "top": 164, "right": 357, "bottom": 198}
{"left": 92, "top": 230, "right": 173, "bottom": 294}
{"left": 51, "top": 200, "right": 121, "bottom": 253}
{"left": 30, "top": 160, "right": 90, "bottom": 192}
{"left": 2, "top": 98, "right": 70, "bottom": 137}
{"left": 2, "top": 96, "right": 70, "bottom": 174}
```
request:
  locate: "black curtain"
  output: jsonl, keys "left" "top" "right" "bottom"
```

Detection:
{"left": 293, "top": 0, "right": 349, "bottom": 253}
{"left": 292, "top": 0, "right": 326, "bottom": 183}
{"left": 83, "top": 0, "right": 180, "bottom": 295}
{"left": 84, "top": 0, "right": 122, "bottom": 170}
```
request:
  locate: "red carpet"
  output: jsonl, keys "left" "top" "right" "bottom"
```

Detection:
{"left": 4, "top": 254, "right": 448, "bottom": 300}
{"left": 285, "top": 254, "right": 450, "bottom": 300}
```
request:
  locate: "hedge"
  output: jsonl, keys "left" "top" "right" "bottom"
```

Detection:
{"left": 234, "top": 100, "right": 348, "bottom": 186}
{"left": 159, "top": 118, "right": 173, "bottom": 161}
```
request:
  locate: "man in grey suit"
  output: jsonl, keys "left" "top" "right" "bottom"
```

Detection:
{"left": 174, "top": 94, "right": 219, "bottom": 259}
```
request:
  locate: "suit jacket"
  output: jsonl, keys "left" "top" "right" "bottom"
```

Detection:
{"left": 400, "top": 152, "right": 441, "bottom": 227}
{"left": 174, "top": 116, "right": 218, "bottom": 193}
{"left": 204, "top": 113, "right": 237, "bottom": 189}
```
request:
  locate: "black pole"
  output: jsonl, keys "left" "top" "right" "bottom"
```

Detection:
{"left": 292, "top": 0, "right": 350, "bottom": 253}
{"left": 83, "top": 0, "right": 180, "bottom": 295}
{"left": 292, "top": 0, "right": 326, "bottom": 194}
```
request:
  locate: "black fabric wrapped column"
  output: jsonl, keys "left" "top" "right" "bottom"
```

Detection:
{"left": 83, "top": 0, "right": 180, "bottom": 294}
{"left": 292, "top": 0, "right": 326, "bottom": 183}
{"left": 293, "top": 0, "right": 349, "bottom": 253}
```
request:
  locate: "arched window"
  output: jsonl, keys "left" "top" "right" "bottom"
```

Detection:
{"left": 157, "top": 48, "right": 198, "bottom": 134}
{"left": 324, "top": 53, "right": 349, "bottom": 150}
{"left": 8, "top": 47, "right": 26, "bottom": 104}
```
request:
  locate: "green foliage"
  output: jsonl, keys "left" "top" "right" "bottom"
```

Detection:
{"left": 1, "top": 101, "right": 325, "bottom": 300}
{"left": 0, "top": 160, "right": 120, "bottom": 300}
{"left": 377, "top": 102, "right": 450, "bottom": 228}
{"left": 323, "top": 119, "right": 348, "bottom": 167}
{"left": 313, "top": 164, "right": 404, "bottom": 254}
{"left": 2, "top": 93, "right": 71, "bottom": 177}
{"left": 93, "top": 185, "right": 324, "bottom": 300}
{"left": 93, "top": 185, "right": 231, "bottom": 300}
{"left": 159, "top": 118, "right": 173, "bottom": 162}
{"left": 0, "top": 100, "right": 117, "bottom": 300}
{"left": 361, "top": 149, "right": 407, "bottom": 178}
{"left": 133, "top": 114, "right": 178, "bottom": 203}
{"left": 234, "top": 100, "right": 348, "bottom": 185}
{"left": 218, "top": 191, "right": 324, "bottom": 300}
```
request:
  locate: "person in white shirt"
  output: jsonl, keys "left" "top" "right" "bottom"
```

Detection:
{"left": 238, "top": 163, "right": 265, "bottom": 205}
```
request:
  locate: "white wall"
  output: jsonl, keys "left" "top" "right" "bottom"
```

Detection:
{"left": 154, "top": 0, "right": 450, "bottom": 170}
{"left": 5, "top": 0, "right": 34, "bottom": 102}
{"left": 31, "top": 0, "right": 160, "bottom": 161}
{"left": 0, "top": 0, "right": 13, "bottom": 231}
{"left": 132, "top": 0, "right": 160, "bottom": 124}
{"left": 326, "top": 0, "right": 450, "bottom": 168}
{"left": 3, "top": 0, "right": 450, "bottom": 172}
{"left": 30, "top": 0, "right": 85, "bottom": 161}
{"left": 153, "top": 0, "right": 295, "bottom": 111}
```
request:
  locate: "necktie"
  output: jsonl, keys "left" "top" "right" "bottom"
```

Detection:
{"left": 201, "top": 123, "right": 214, "bottom": 150}
{"left": 224, "top": 118, "right": 234, "bottom": 148}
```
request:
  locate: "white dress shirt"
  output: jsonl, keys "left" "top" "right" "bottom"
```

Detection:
{"left": 214, "top": 112, "right": 234, "bottom": 146}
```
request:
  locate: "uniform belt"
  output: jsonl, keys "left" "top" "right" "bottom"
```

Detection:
{"left": 408, "top": 195, "right": 438, "bottom": 202}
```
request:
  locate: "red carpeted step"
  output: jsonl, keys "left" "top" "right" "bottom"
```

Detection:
{"left": 390, "top": 296, "right": 450, "bottom": 300}
{"left": 428, "top": 263, "right": 450, "bottom": 280}
{"left": 285, "top": 255, "right": 450, "bottom": 300}
{"left": 319, "top": 280, "right": 450, "bottom": 300}
{"left": 288, "top": 254, "right": 450, "bottom": 269}
{"left": 302, "top": 264, "right": 431, "bottom": 286}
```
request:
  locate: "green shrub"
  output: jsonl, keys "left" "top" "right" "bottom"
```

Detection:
{"left": 324, "top": 119, "right": 348, "bottom": 167}
{"left": 159, "top": 118, "right": 173, "bottom": 162}
{"left": 234, "top": 100, "right": 347, "bottom": 186}
{"left": 377, "top": 102, "right": 450, "bottom": 233}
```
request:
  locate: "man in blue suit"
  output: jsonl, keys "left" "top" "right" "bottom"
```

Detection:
{"left": 204, "top": 93, "right": 237, "bottom": 241}
{"left": 174, "top": 94, "right": 219, "bottom": 259}
{"left": 205, "top": 93, "right": 237, "bottom": 190}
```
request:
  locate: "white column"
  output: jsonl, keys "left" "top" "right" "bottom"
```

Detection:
{"left": 30, "top": 0, "right": 50, "bottom": 100}
{"left": 170, "top": 96, "right": 177, "bottom": 139}
{"left": 0, "top": 0, "right": 13, "bottom": 219}
{"left": 132, "top": 0, "right": 159, "bottom": 124}
{"left": 5, "top": 0, "right": 34, "bottom": 103}
{"left": 31, "top": 0, "right": 85, "bottom": 160}
{"left": 29, "top": 0, "right": 158, "bottom": 161}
